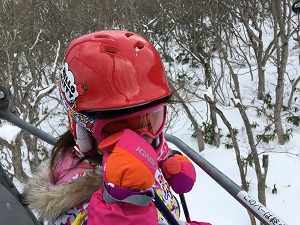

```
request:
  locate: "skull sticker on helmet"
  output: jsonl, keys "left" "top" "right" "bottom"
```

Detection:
{"left": 60, "top": 62, "right": 78, "bottom": 104}
{"left": 60, "top": 62, "right": 88, "bottom": 107}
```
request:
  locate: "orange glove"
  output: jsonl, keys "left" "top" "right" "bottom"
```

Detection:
{"left": 100, "top": 129, "right": 158, "bottom": 191}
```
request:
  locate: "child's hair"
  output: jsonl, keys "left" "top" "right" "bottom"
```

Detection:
{"left": 49, "top": 130, "right": 74, "bottom": 183}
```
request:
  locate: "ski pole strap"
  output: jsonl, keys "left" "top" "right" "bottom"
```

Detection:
{"left": 154, "top": 193, "right": 180, "bottom": 225}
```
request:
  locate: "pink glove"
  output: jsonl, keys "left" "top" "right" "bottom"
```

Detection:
{"left": 162, "top": 153, "right": 196, "bottom": 194}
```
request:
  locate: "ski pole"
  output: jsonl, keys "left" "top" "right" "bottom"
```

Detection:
{"left": 179, "top": 193, "right": 191, "bottom": 222}
{"left": 154, "top": 193, "right": 180, "bottom": 225}
{"left": 164, "top": 151, "right": 191, "bottom": 222}
{"left": 164, "top": 154, "right": 191, "bottom": 222}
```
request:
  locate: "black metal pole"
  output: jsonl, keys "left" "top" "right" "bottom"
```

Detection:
{"left": 179, "top": 193, "right": 191, "bottom": 222}
{"left": 154, "top": 193, "right": 180, "bottom": 225}
{"left": 0, "top": 85, "right": 57, "bottom": 145}
{"left": 0, "top": 110, "right": 57, "bottom": 145}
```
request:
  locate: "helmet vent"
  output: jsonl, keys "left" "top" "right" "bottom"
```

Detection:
{"left": 106, "top": 50, "right": 117, "bottom": 54}
{"left": 94, "top": 34, "right": 111, "bottom": 39}
{"left": 125, "top": 32, "right": 134, "bottom": 38}
{"left": 103, "top": 45, "right": 119, "bottom": 54}
{"left": 134, "top": 42, "right": 144, "bottom": 53}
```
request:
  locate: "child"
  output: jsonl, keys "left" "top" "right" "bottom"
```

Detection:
{"left": 25, "top": 30, "right": 211, "bottom": 225}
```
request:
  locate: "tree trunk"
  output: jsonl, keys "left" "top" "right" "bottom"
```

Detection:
{"left": 271, "top": 0, "right": 291, "bottom": 145}
{"left": 168, "top": 80, "right": 205, "bottom": 151}
{"left": 209, "top": 104, "right": 220, "bottom": 148}
{"left": 257, "top": 65, "right": 265, "bottom": 100}
{"left": 11, "top": 133, "right": 29, "bottom": 182}
{"left": 287, "top": 76, "right": 300, "bottom": 107}
{"left": 274, "top": 74, "right": 286, "bottom": 144}
{"left": 232, "top": 98, "right": 267, "bottom": 207}
{"left": 205, "top": 95, "right": 256, "bottom": 225}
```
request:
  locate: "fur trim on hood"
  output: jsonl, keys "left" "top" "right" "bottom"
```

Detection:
{"left": 24, "top": 164, "right": 103, "bottom": 221}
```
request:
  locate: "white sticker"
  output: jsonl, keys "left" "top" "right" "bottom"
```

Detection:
{"left": 237, "top": 191, "right": 287, "bottom": 225}
{"left": 60, "top": 62, "right": 78, "bottom": 103}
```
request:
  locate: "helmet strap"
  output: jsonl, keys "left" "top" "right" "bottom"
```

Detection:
{"left": 69, "top": 116, "right": 93, "bottom": 158}
{"left": 154, "top": 133, "right": 170, "bottom": 161}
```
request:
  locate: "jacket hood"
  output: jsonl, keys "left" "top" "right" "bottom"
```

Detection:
{"left": 24, "top": 163, "right": 103, "bottom": 221}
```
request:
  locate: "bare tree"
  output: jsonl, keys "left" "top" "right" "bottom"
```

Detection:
{"left": 226, "top": 0, "right": 275, "bottom": 100}
{"left": 0, "top": 0, "right": 115, "bottom": 179}
{"left": 270, "top": 0, "right": 294, "bottom": 144}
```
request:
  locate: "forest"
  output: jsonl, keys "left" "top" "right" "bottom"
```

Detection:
{"left": 0, "top": 1, "right": 299, "bottom": 224}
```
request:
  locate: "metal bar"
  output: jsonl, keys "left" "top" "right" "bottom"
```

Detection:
{"left": 165, "top": 134, "right": 288, "bottom": 225}
{"left": 0, "top": 110, "right": 57, "bottom": 145}
{"left": 0, "top": 85, "right": 57, "bottom": 145}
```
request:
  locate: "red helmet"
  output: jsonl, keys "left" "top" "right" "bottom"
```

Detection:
{"left": 59, "top": 30, "right": 171, "bottom": 112}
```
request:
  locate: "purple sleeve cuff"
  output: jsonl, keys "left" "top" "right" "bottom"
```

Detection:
{"left": 103, "top": 183, "right": 155, "bottom": 206}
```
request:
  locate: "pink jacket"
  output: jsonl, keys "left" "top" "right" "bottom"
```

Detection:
{"left": 25, "top": 137, "right": 210, "bottom": 225}
{"left": 88, "top": 189, "right": 158, "bottom": 225}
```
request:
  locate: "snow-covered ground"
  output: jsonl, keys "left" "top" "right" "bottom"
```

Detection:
{"left": 169, "top": 130, "right": 300, "bottom": 225}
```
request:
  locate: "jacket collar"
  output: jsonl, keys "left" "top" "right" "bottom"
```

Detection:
{"left": 24, "top": 163, "right": 103, "bottom": 221}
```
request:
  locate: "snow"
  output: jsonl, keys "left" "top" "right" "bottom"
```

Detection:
{"left": 170, "top": 127, "right": 300, "bottom": 225}
{"left": 0, "top": 124, "right": 21, "bottom": 144}
{"left": 170, "top": 63, "right": 300, "bottom": 225}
